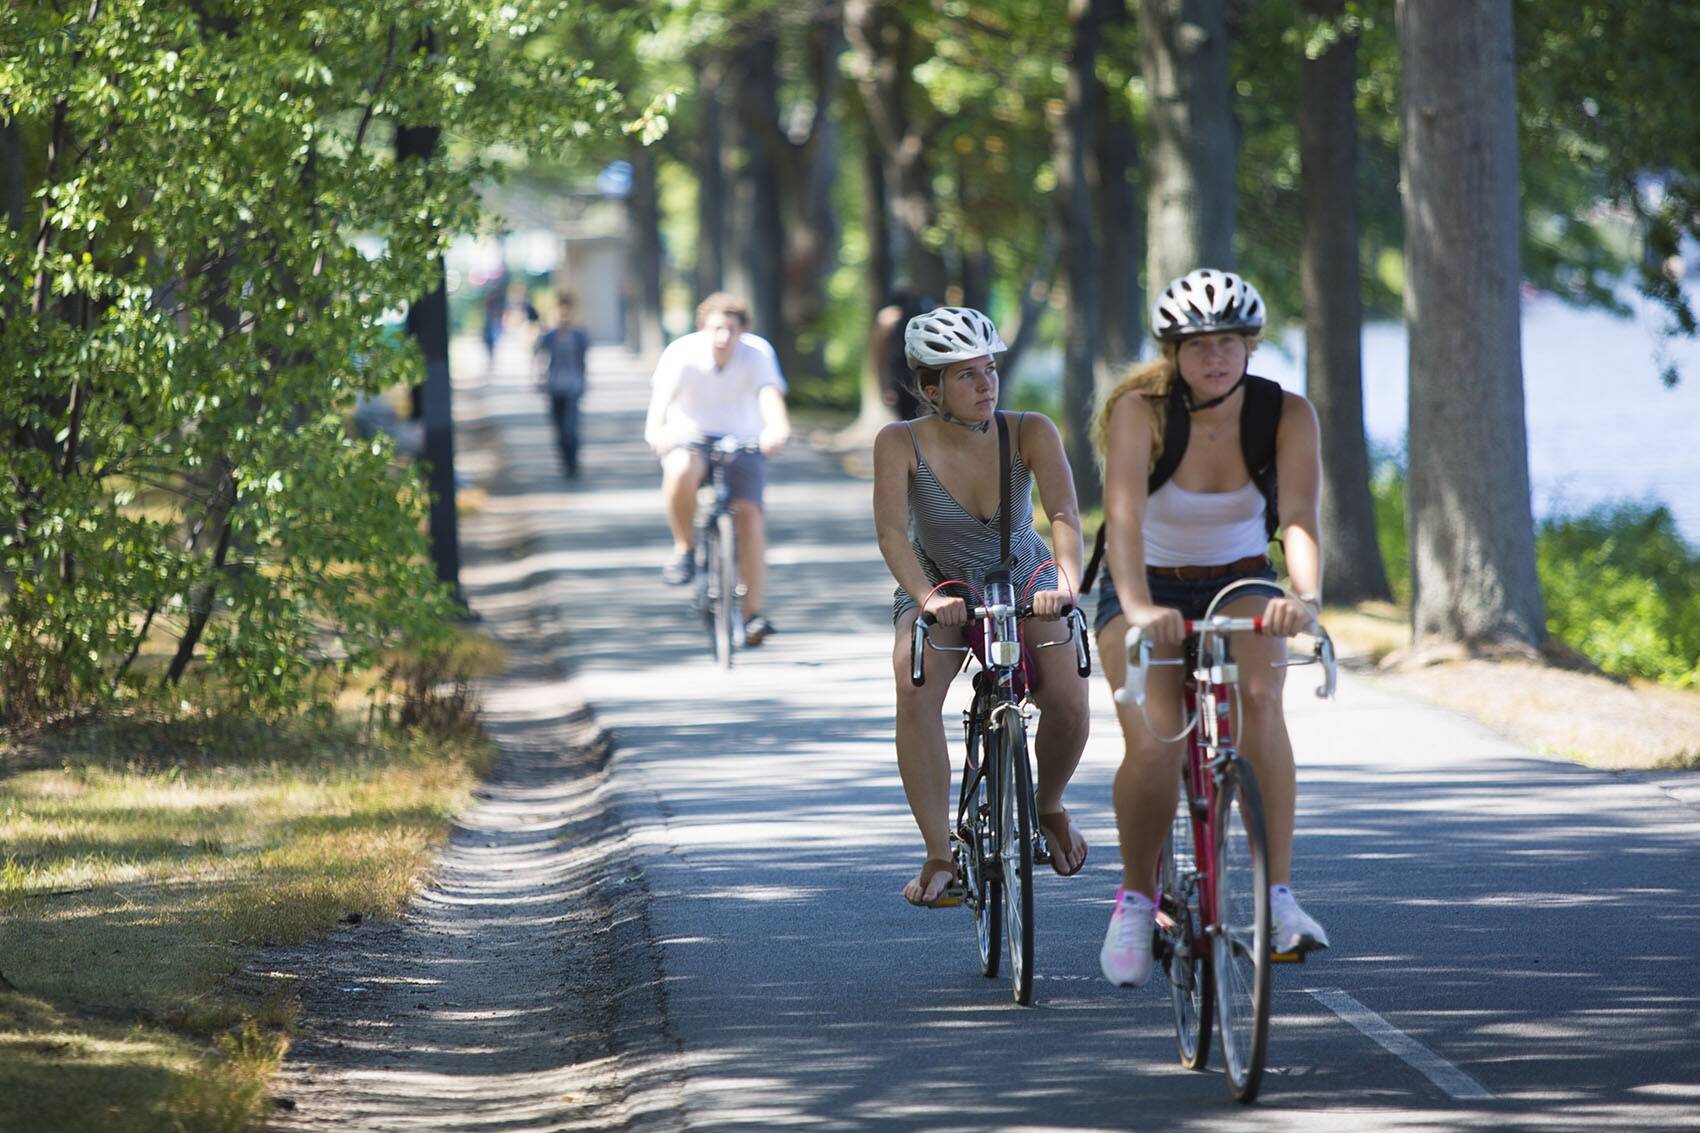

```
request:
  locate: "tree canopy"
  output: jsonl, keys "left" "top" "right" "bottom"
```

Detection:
{"left": 0, "top": 1, "right": 621, "bottom": 721}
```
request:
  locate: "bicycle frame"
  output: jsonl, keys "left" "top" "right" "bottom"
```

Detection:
{"left": 692, "top": 437, "right": 757, "bottom": 547}
{"left": 691, "top": 437, "right": 760, "bottom": 666}
{"left": 1116, "top": 593, "right": 1337, "bottom": 1101}
{"left": 1178, "top": 624, "right": 1246, "bottom": 949}
{"left": 912, "top": 569, "right": 1092, "bottom": 1004}
{"left": 1122, "top": 613, "right": 1335, "bottom": 939}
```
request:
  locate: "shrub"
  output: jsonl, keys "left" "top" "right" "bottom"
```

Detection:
{"left": 1537, "top": 505, "right": 1700, "bottom": 686}
{"left": 1369, "top": 457, "right": 1700, "bottom": 686}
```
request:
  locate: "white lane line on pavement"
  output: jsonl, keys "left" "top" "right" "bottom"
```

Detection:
{"left": 1308, "top": 987, "right": 1494, "bottom": 1101}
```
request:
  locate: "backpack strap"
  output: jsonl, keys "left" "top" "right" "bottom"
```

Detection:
{"left": 1083, "top": 386, "right": 1186, "bottom": 594}
{"left": 1081, "top": 524, "right": 1108, "bottom": 594}
{"left": 1148, "top": 383, "right": 1190, "bottom": 496}
{"left": 1239, "top": 375, "right": 1284, "bottom": 538}
{"left": 995, "top": 411, "right": 1013, "bottom": 570}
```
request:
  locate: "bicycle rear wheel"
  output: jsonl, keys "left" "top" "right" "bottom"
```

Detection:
{"left": 960, "top": 718, "right": 1000, "bottom": 978}
{"left": 997, "top": 715, "right": 1035, "bottom": 1006}
{"left": 1161, "top": 793, "right": 1212, "bottom": 1070}
{"left": 1210, "top": 758, "right": 1272, "bottom": 1103}
{"left": 709, "top": 511, "right": 737, "bottom": 668}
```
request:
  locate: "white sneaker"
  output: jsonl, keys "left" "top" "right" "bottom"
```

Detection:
{"left": 1100, "top": 890, "right": 1156, "bottom": 987}
{"left": 1270, "top": 886, "right": 1329, "bottom": 953}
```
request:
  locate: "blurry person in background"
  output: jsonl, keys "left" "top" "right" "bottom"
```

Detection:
{"left": 534, "top": 293, "right": 592, "bottom": 479}
{"left": 870, "top": 287, "right": 938, "bottom": 422}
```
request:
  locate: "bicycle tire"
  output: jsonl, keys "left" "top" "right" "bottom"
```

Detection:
{"left": 1210, "top": 758, "right": 1272, "bottom": 1103}
{"left": 1161, "top": 795, "right": 1213, "bottom": 1071}
{"left": 961, "top": 716, "right": 1000, "bottom": 978}
{"left": 998, "top": 715, "right": 1035, "bottom": 1006}
{"left": 711, "top": 511, "right": 737, "bottom": 668}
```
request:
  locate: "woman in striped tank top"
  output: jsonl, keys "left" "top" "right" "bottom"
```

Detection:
{"left": 872, "top": 307, "right": 1092, "bottom": 908}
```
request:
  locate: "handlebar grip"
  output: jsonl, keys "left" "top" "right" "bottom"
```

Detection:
{"left": 1114, "top": 628, "right": 1150, "bottom": 706}
{"left": 910, "top": 613, "right": 935, "bottom": 687}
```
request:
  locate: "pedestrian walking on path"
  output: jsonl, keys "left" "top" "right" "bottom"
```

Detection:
{"left": 534, "top": 292, "right": 591, "bottom": 479}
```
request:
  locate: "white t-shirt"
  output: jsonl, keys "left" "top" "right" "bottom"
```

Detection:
{"left": 653, "top": 331, "right": 787, "bottom": 445}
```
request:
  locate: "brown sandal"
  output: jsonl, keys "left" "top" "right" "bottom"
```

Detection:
{"left": 1038, "top": 811, "right": 1088, "bottom": 877}
{"left": 904, "top": 857, "right": 964, "bottom": 907}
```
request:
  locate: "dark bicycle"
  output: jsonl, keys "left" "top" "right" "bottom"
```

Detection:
{"left": 691, "top": 435, "right": 761, "bottom": 668}
{"left": 912, "top": 567, "right": 1091, "bottom": 1005}
{"left": 1117, "top": 578, "right": 1336, "bottom": 1102}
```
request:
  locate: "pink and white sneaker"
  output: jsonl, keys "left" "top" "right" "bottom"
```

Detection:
{"left": 1100, "top": 889, "right": 1156, "bottom": 987}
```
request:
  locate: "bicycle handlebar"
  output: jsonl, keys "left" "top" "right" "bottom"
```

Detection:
{"left": 1113, "top": 614, "right": 1338, "bottom": 707}
{"left": 693, "top": 436, "right": 763, "bottom": 459}
{"left": 911, "top": 604, "right": 1091, "bottom": 686}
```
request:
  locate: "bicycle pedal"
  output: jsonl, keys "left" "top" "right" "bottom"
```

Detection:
{"left": 1270, "top": 949, "right": 1306, "bottom": 964}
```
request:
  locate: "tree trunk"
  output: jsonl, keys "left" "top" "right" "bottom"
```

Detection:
{"left": 1057, "top": 0, "right": 1107, "bottom": 510}
{"left": 694, "top": 53, "right": 727, "bottom": 302}
{"left": 770, "top": 6, "right": 843, "bottom": 387}
{"left": 1138, "top": 0, "right": 1235, "bottom": 289}
{"left": 1398, "top": 0, "right": 1544, "bottom": 649}
{"left": 858, "top": 93, "right": 894, "bottom": 311}
{"left": 1095, "top": 0, "right": 1142, "bottom": 369}
{"left": 1300, "top": 0, "right": 1391, "bottom": 604}
{"left": 998, "top": 229, "right": 1061, "bottom": 393}
{"left": 626, "top": 139, "right": 665, "bottom": 357}
{"left": 844, "top": 0, "right": 948, "bottom": 297}
{"left": 397, "top": 118, "right": 462, "bottom": 599}
{"left": 731, "top": 32, "right": 787, "bottom": 359}
{"left": 853, "top": 93, "right": 896, "bottom": 429}
{"left": 165, "top": 471, "right": 237, "bottom": 685}
{"left": 1, "top": 119, "right": 23, "bottom": 232}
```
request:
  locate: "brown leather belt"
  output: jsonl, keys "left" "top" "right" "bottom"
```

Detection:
{"left": 1147, "top": 554, "right": 1271, "bottom": 581}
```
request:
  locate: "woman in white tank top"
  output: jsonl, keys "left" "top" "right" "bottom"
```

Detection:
{"left": 1089, "top": 269, "right": 1333, "bottom": 988}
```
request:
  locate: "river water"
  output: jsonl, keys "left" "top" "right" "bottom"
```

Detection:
{"left": 1252, "top": 292, "right": 1700, "bottom": 546}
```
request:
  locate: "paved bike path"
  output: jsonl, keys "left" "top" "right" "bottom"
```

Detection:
{"left": 476, "top": 347, "right": 1700, "bottom": 1132}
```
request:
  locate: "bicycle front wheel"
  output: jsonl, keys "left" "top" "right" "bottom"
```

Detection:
{"left": 1210, "top": 758, "right": 1272, "bottom": 1103}
{"left": 960, "top": 718, "right": 1000, "bottom": 978}
{"left": 997, "top": 716, "right": 1035, "bottom": 1006}
{"left": 710, "top": 511, "right": 737, "bottom": 668}
{"left": 1161, "top": 794, "right": 1212, "bottom": 1071}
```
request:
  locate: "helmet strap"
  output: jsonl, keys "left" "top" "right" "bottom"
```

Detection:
{"left": 917, "top": 386, "right": 992, "bottom": 432}
{"left": 1182, "top": 371, "right": 1246, "bottom": 414}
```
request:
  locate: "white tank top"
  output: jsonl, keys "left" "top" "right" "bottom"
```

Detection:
{"left": 1143, "top": 480, "right": 1269, "bottom": 567}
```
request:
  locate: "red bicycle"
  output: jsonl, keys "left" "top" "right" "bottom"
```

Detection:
{"left": 1115, "top": 580, "right": 1336, "bottom": 1103}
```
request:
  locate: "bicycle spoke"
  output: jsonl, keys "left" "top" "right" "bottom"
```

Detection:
{"left": 1162, "top": 793, "right": 1211, "bottom": 1070}
{"left": 999, "top": 719, "right": 1034, "bottom": 1006}
{"left": 1211, "top": 760, "right": 1271, "bottom": 1104}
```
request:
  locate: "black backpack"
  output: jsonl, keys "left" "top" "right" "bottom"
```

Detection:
{"left": 1079, "top": 374, "right": 1284, "bottom": 593}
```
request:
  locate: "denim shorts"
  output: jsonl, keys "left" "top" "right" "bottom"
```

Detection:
{"left": 1093, "top": 562, "right": 1282, "bottom": 635}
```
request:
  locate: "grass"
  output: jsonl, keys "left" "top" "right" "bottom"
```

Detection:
{"left": 0, "top": 680, "right": 497, "bottom": 1131}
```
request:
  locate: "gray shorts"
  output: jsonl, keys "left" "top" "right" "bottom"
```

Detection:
{"left": 685, "top": 440, "right": 766, "bottom": 505}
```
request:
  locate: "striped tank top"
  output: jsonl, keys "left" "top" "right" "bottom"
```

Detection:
{"left": 891, "top": 414, "right": 1059, "bottom": 623}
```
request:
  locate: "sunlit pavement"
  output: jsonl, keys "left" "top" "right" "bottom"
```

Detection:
{"left": 459, "top": 334, "right": 1700, "bottom": 1132}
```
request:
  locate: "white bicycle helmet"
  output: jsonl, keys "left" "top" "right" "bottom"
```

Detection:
{"left": 903, "top": 306, "right": 1008, "bottom": 370}
{"left": 1151, "top": 268, "right": 1265, "bottom": 341}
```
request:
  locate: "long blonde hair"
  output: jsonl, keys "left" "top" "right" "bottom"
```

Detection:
{"left": 1090, "top": 333, "right": 1263, "bottom": 469}
{"left": 1090, "top": 343, "right": 1180, "bottom": 470}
